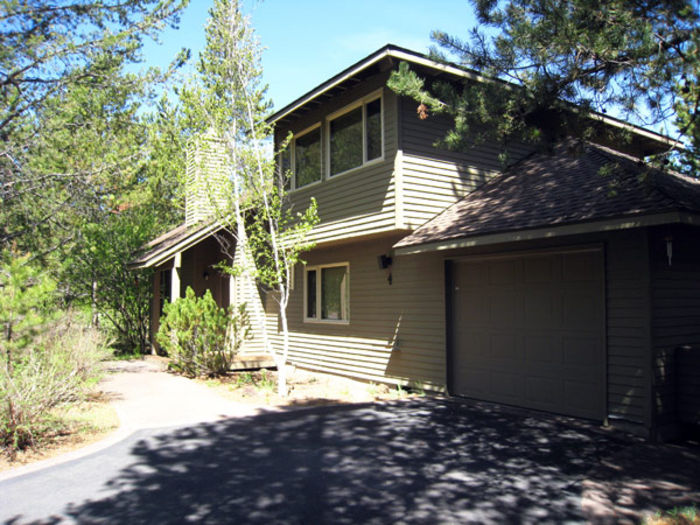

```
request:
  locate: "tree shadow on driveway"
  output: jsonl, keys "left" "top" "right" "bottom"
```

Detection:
{"left": 27, "top": 399, "right": 700, "bottom": 524}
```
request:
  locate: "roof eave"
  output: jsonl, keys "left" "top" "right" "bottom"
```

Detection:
{"left": 128, "top": 222, "right": 225, "bottom": 270}
{"left": 267, "top": 45, "right": 485, "bottom": 125}
{"left": 393, "top": 210, "right": 700, "bottom": 255}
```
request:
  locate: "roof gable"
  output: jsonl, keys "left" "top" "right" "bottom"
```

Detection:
{"left": 269, "top": 45, "right": 677, "bottom": 157}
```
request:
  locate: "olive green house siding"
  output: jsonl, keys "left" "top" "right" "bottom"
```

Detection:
{"left": 398, "top": 97, "right": 532, "bottom": 230}
{"left": 285, "top": 75, "right": 401, "bottom": 245}
{"left": 264, "top": 235, "right": 447, "bottom": 388}
{"left": 262, "top": 46, "right": 700, "bottom": 440}
{"left": 134, "top": 44, "right": 699, "bottom": 441}
{"left": 649, "top": 225, "right": 700, "bottom": 438}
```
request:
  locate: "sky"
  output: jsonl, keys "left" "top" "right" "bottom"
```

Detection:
{"left": 140, "top": 0, "right": 477, "bottom": 112}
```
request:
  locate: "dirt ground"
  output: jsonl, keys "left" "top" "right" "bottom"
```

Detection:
{"left": 0, "top": 392, "right": 120, "bottom": 472}
{"left": 198, "top": 367, "right": 422, "bottom": 408}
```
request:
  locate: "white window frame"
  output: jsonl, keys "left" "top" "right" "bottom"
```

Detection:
{"left": 303, "top": 262, "right": 350, "bottom": 324}
{"left": 326, "top": 89, "right": 384, "bottom": 179}
{"left": 288, "top": 123, "right": 322, "bottom": 191}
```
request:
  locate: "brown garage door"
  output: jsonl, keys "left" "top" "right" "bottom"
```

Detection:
{"left": 449, "top": 248, "right": 605, "bottom": 420}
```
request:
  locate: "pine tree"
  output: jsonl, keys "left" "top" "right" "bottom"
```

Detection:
{"left": 388, "top": 0, "right": 699, "bottom": 172}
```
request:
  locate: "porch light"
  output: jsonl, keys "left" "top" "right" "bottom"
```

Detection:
{"left": 665, "top": 236, "right": 673, "bottom": 267}
{"left": 378, "top": 254, "right": 393, "bottom": 286}
{"left": 377, "top": 254, "right": 392, "bottom": 269}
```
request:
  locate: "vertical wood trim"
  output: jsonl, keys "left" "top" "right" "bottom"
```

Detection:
{"left": 600, "top": 245, "right": 609, "bottom": 425}
{"left": 643, "top": 229, "right": 656, "bottom": 438}
{"left": 444, "top": 259, "right": 454, "bottom": 394}
{"left": 396, "top": 91, "right": 403, "bottom": 152}
{"left": 171, "top": 252, "right": 182, "bottom": 301}
{"left": 151, "top": 270, "right": 160, "bottom": 354}
{"left": 641, "top": 230, "right": 654, "bottom": 435}
{"left": 394, "top": 149, "right": 404, "bottom": 230}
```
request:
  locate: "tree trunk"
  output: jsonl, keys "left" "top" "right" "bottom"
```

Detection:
{"left": 91, "top": 278, "right": 99, "bottom": 328}
{"left": 277, "top": 307, "right": 290, "bottom": 397}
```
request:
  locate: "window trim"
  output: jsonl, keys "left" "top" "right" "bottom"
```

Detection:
{"left": 303, "top": 262, "right": 350, "bottom": 324}
{"left": 326, "top": 90, "right": 384, "bottom": 179}
{"left": 288, "top": 123, "right": 322, "bottom": 191}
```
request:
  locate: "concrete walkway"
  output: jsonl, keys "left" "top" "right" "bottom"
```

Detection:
{"left": 99, "top": 359, "right": 258, "bottom": 430}
{"left": 0, "top": 358, "right": 257, "bottom": 482}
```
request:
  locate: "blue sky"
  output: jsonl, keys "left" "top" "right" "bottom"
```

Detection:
{"left": 140, "top": 0, "right": 476, "bottom": 111}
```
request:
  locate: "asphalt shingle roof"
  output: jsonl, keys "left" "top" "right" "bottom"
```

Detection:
{"left": 394, "top": 142, "right": 700, "bottom": 250}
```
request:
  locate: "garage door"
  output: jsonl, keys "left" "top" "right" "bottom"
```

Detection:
{"left": 449, "top": 248, "right": 605, "bottom": 420}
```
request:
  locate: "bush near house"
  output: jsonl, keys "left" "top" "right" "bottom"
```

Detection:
{"left": 157, "top": 287, "right": 250, "bottom": 378}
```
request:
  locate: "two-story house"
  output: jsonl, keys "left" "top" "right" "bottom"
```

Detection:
{"left": 133, "top": 45, "right": 700, "bottom": 440}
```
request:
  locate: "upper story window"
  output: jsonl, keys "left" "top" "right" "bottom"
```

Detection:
{"left": 329, "top": 95, "right": 382, "bottom": 177}
{"left": 294, "top": 126, "right": 321, "bottom": 188}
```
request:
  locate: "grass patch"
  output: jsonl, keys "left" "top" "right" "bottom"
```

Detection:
{"left": 200, "top": 368, "right": 424, "bottom": 408}
{"left": 646, "top": 506, "right": 700, "bottom": 525}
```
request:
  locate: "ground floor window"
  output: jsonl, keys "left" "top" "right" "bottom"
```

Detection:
{"left": 304, "top": 263, "right": 349, "bottom": 322}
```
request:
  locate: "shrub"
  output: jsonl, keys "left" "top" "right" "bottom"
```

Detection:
{"left": 0, "top": 314, "right": 112, "bottom": 453}
{"left": 157, "top": 287, "right": 250, "bottom": 377}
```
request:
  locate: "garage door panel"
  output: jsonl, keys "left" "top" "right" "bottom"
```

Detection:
{"left": 524, "top": 290, "right": 557, "bottom": 325}
{"left": 488, "top": 260, "right": 518, "bottom": 285}
{"left": 563, "top": 336, "right": 602, "bottom": 367}
{"left": 491, "top": 333, "right": 522, "bottom": 362}
{"left": 488, "top": 292, "right": 519, "bottom": 325}
{"left": 525, "top": 376, "right": 563, "bottom": 405}
{"left": 523, "top": 256, "right": 555, "bottom": 283}
{"left": 451, "top": 249, "right": 605, "bottom": 421}
{"left": 563, "top": 290, "right": 603, "bottom": 327}
{"left": 456, "top": 366, "right": 490, "bottom": 395}
{"left": 564, "top": 380, "right": 604, "bottom": 418}
{"left": 563, "top": 251, "right": 603, "bottom": 282}
{"left": 490, "top": 370, "right": 524, "bottom": 399}
{"left": 524, "top": 335, "right": 562, "bottom": 364}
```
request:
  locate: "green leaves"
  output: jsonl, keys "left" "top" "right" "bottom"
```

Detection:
{"left": 157, "top": 287, "right": 250, "bottom": 377}
{"left": 0, "top": 250, "right": 57, "bottom": 368}
{"left": 390, "top": 0, "right": 699, "bottom": 170}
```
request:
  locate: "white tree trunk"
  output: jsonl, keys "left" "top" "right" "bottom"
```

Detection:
{"left": 276, "top": 305, "right": 291, "bottom": 397}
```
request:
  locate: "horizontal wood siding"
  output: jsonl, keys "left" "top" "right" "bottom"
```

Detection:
{"left": 265, "top": 236, "right": 447, "bottom": 389}
{"left": 399, "top": 97, "right": 532, "bottom": 229}
{"left": 232, "top": 241, "right": 269, "bottom": 356}
{"left": 649, "top": 225, "right": 700, "bottom": 431}
{"left": 281, "top": 73, "right": 400, "bottom": 245}
{"left": 605, "top": 229, "right": 651, "bottom": 426}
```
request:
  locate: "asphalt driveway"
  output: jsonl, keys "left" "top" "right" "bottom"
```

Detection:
{"left": 1, "top": 360, "right": 699, "bottom": 524}
{"left": 2, "top": 395, "right": 699, "bottom": 524}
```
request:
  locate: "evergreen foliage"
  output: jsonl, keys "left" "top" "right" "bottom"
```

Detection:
{"left": 1, "top": 1, "right": 191, "bottom": 353}
{"left": 388, "top": 0, "right": 699, "bottom": 171}
{"left": 0, "top": 254, "right": 109, "bottom": 453}
{"left": 157, "top": 287, "right": 250, "bottom": 378}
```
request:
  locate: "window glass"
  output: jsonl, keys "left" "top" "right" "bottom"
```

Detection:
{"left": 306, "top": 269, "right": 317, "bottom": 318}
{"left": 366, "top": 98, "right": 382, "bottom": 161}
{"left": 330, "top": 107, "right": 363, "bottom": 175}
{"left": 295, "top": 128, "right": 321, "bottom": 187}
{"left": 321, "top": 266, "right": 348, "bottom": 320}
